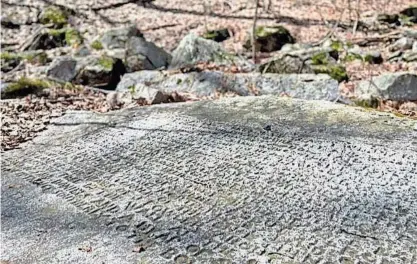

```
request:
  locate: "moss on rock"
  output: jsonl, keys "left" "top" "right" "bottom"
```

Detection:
{"left": 2, "top": 77, "right": 51, "bottom": 99}
{"left": 65, "top": 28, "right": 83, "bottom": 47}
{"left": 91, "top": 40, "right": 103, "bottom": 50}
{"left": 98, "top": 56, "right": 114, "bottom": 71}
{"left": 244, "top": 25, "right": 295, "bottom": 52}
{"left": 39, "top": 6, "right": 68, "bottom": 28}
{"left": 202, "top": 29, "right": 230, "bottom": 42}
{"left": 311, "top": 52, "right": 330, "bottom": 65}
{"left": 312, "top": 64, "right": 348, "bottom": 82}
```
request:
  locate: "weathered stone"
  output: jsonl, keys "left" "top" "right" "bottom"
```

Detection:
{"left": 100, "top": 25, "right": 144, "bottom": 50}
{"left": 2, "top": 95, "right": 416, "bottom": 263}
{"left": 243, "top": 25, "right": 295, "bottom": 52}
{"left": 125, "top": 36, "right": 171, "bottom": 72}
{"left": 355, "top": 72, "right": 417, "bottom": 101}
{"left": 202, "top": 28, "right": 230, "bottom": 42}
{"left": 74, "top": 56, "right": 126, "bottom": 89}
{"left": 170, "top": 33, "right": 252, "bottom": 70}
{"left": 99, "top": 25, "right": 171, "bottom": 72}
{"left": 47, "top": 55, "right": 126, "bottom": 89}
{"left": 387, "top": 50, "right": 403, "bottom": 62}
{"left": 46, "top": 56, "right": 78, "bottom": 82}
{"left": 403, "top": 50, "right": 417, "bottom": 62}
{"left": 389, "top": 37, "right": 414, "bottom": 52}
{"left": 106, "top": 91, "right": 133, "bottom": 109}
{"left": 117, "top": 70, "right": 340, "bottom": 101}
{"left": 129, "top": 83, "right": 170, "bottom": 104}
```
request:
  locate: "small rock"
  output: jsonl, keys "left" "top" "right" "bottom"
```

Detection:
{"left": 100, "top": 25, "right": 143, "bottom": 50}
{"left": 355, "top": 72, "right": 417, "bottom": 101}
{"left": 46, "top": 56, "right": 78, "bottom": 82}
{"left": 413, "top": 41, "right": 417, "bottom": 52}
{"left": 170, "top": 33, "right": 251, "bottom": 70}
{"left": 106, "top": 91, "right": 133, "bottom": 109}
{"left": 389, "top": 37, "right": 414, "bottom": 52}
{"left": 403, "top": 50, "right": 417, "bottom": 62}
{"left": 130, "top": 84, "right": 170, "bottom": 104}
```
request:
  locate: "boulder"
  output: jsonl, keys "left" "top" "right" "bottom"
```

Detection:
{"left": 125, "top": 36, "right": 171, "bottom": 72}
{"left": 98, "top": 25, "right": 171, "bottom": 72}
{"left": 202, "top": 28, "right": 230, "bottom": 42}
{"left": 47, "top": 55, "right": 126, "bottom": 89}
{"left": 169, "top": 33, "right": 252, "bottom": 70}
{"left": 355, "top": 72, "right": 417, "bottom": 101}
{"left": 243, "top": 25, "right": 295, "bottom": 52}
{"left": 117, "top": 71, "right": 340, "bottom": 101}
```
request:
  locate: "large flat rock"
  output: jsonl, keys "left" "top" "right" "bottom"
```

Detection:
{"left": 2, "top": 96, "right": 417, "bottom": 263}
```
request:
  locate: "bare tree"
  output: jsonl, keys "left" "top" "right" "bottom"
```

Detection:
{"left": 251, "top": 0, "right": 260, "bottom": 63}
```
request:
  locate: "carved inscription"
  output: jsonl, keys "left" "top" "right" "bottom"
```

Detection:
{"left": 2, "top": 118, "right": 417, "bottom": 263}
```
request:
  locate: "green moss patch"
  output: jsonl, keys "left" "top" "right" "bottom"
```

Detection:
{"left": 98, "top": 56, "right": 114, "bottom": 71}
{"left": 1, "top": 51, "right": 49, "bottom": 65}
{"left": 65, "top": 28, "right": 83, "bottom": 47}
{"left": 91, "top": 40, "right": 103, "bottom": 50}
{"left": 330, "top": 40, "right": 343, "bottom": 52}
{"left": 255, "top": 26, "right": 289, "bottom": 38}
{"left": 311, "top": 52, "right": 330, "bottom": 65}
{"left": 203, "top": 29, "right": 230, "bottom": 42}
{"left": 39, "top": 6, "right": 68, "bottom": 28}
{"left": 2, "top": 77, "right": 51, "bottom": 99}
{"left": 312, "top": 64, "right": 348, "bottom": 82}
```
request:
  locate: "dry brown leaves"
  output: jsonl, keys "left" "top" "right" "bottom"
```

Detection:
{"left": 2, "top": 87, "right": 117, "bottom": 151}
